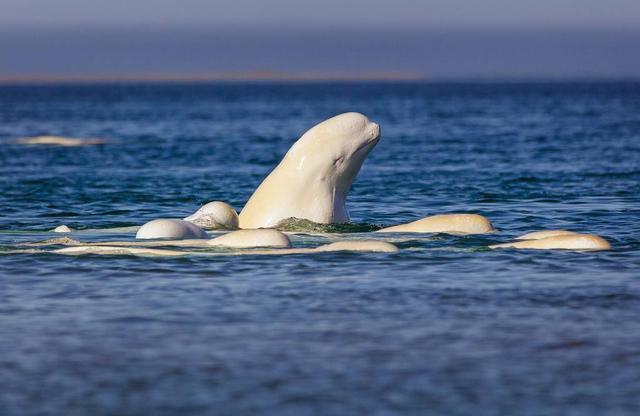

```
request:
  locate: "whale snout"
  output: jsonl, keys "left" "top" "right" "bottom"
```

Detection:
{"left": 367, "top": 122, "right": 381, "bottom": 143}
{"left": 369, "top": 122, "right": 380, "bottom": 138}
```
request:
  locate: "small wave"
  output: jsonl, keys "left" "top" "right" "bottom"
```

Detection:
{"left": 19, "top": 237, "right": 82, "bottom": 247}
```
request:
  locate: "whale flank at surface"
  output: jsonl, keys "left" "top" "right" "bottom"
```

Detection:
{"left": 377, "top": 214, "right": 494, "bottom": 235}
{"left": 489, "top": 232, "right": 611, "bottom": 251}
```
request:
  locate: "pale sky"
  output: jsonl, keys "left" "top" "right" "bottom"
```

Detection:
{"left": 2, "top": 0, "right": 640, "bottom": 27}
{"left": 1, "top": 0, "right": 639, "bottom": 79}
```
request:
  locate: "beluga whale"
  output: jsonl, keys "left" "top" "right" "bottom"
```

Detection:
{"left": 184, "top": 201, "right": 239, "bottom": 230}
{"left": 489, "top": 231, "right": 611, "bottom": 251}
{"left": 239, "top": 112, "right": 381, "bottom": 229}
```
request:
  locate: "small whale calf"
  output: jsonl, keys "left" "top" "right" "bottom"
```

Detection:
{"left": 53, "top": 225, "right": 72, "bottom": 233}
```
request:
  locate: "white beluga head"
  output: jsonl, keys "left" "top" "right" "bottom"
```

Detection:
{"left": 184, "top": 201, "right": 239, "bottom": 230}
{"left": 239, "top": 112, "right": 381, "bottom": 229}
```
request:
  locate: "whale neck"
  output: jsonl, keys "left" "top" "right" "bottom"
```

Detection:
{"left": 289, "top": 173, "right": 349, "bottom": 224}
{"left": 332, "top": 188, "right": 349, "bottom": 223}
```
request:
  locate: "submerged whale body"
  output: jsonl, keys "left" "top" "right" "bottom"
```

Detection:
{"left": 52, "top": 239, "right": 399, "bottom": 256}
{"left": 207, "top": 229, "right": 291, "bottom": 248}
{"left": 16, "top": 136, "right": 107, "bottom": 146}
{"left": 239, "top": 112, "right": 381, "bottom": 229}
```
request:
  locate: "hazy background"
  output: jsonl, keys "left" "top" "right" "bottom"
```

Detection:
{"left": 1, "top": 0, "right": 640, "bottom": 80}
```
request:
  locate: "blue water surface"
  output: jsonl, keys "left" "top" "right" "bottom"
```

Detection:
{"left": 1, "top": 82, "right": 639, "bottom": 415}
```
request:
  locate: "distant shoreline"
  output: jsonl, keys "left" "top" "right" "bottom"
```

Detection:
{"left": 0, "top": 71, "right": 427, "bottom": 85}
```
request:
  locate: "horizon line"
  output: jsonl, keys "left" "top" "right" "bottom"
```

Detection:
{"left": 2, "top": 71, "right": 640, "bottom": 85}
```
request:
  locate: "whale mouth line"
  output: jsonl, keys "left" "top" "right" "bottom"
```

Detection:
{"left": 352, "top": 134, "right": 380, "bottom": 157}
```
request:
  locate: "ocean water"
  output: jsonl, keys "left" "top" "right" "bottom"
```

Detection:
{"left": 0, "top": 82, "right": 639, "bottom": 415}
